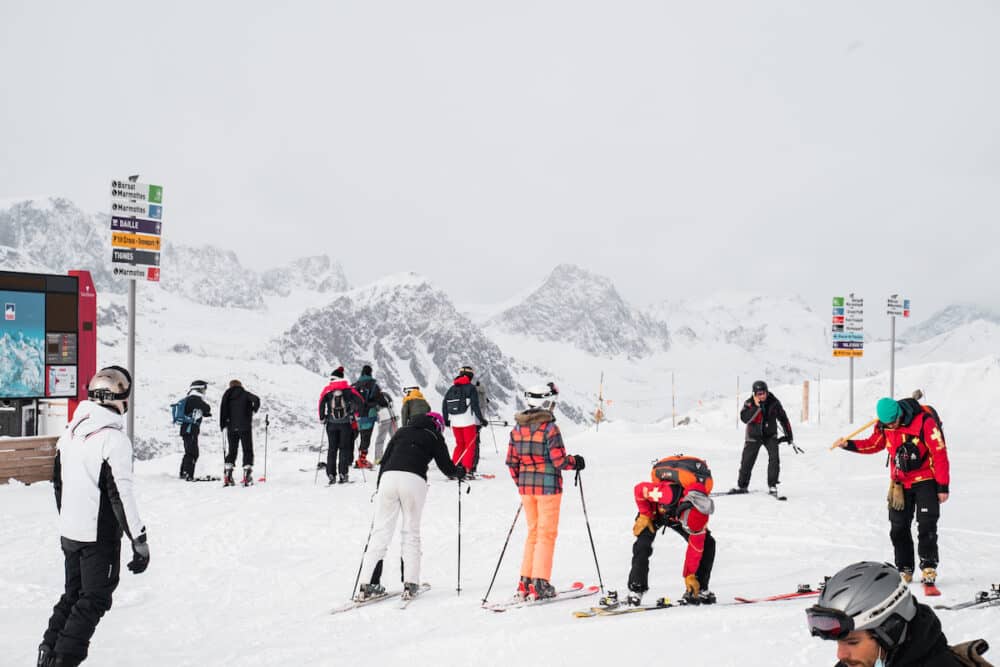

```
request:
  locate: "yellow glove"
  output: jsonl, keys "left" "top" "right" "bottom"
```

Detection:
{"left": 887, "top": 481, "right": 905, "bottom": 511}
{"left": 684, "top": 574, "right": 700, "bottom": 596}
{"left": 633, "top": 514, "right": 655, "bottom": 537}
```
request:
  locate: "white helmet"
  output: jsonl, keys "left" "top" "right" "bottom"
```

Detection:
{"left": 87, "top": 366, "right": 132, "bottom": 414}
{"left": 524, "top": 382, "right": 559, "bottom": 410}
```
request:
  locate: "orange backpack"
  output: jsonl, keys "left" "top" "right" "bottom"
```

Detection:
{"left": 651, "top": 455, "right": 713, "bottom": 494}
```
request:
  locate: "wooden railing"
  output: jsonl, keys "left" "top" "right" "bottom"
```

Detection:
{"left": 0, "top": 436, "right": 57, "bottom": 485}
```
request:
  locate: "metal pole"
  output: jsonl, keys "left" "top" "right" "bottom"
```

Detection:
{"left": 849, "top": 357, "right": 854, "bottom": 424}
{"left": 127, "top": 278, "right": 136, "bottom": 441}
{"left": 889, "top": 315, "right": 896, "bottom": 398}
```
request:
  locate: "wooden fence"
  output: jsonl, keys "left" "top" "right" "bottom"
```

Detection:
{"left": 0, "top": 436, "right": 57, "bottom": 485}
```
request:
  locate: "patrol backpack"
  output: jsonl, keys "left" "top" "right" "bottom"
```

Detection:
{"left": 892, "top": 399, "right": 944, "bottom": 473}
{"left": 651, "top": 455, "right": 714, "bottom": 494}
{"left": 171, "top": 396, "right": 196, "bottom": 426}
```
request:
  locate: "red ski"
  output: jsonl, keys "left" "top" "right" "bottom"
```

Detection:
{"left": 734, "top": 585, "right": 820, "bottom": 604}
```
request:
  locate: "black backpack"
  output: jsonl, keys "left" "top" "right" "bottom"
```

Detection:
{"left": 444, "top": 385, "right": 469, "bottom": 415}
{"left": 328, "top": 390, "right": 352, "bottom": 424}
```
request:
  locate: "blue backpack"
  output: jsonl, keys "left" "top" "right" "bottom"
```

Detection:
{"left": 171, "top": 396, "right": 196, "bottom": 426}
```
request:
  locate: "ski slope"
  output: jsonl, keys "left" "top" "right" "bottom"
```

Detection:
{"left": 2, "top": 367, "right": 998, "bottom": 665}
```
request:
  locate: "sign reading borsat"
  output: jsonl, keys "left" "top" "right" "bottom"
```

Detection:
{"left": 110, "top": 180, "right": 162, "bottom": 282}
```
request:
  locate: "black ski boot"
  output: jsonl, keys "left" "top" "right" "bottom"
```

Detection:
{"left": 626, "top": 590, "right": 644, "bottom": 607}
{"left": 516, "top": 576, "right": 532, "bottom": 600}
{"left": 355, "top": 583, "right": 386, "bottom": 602}
{"left": 529, "top": 578, "right": 557, "bottom": 600}
{"left": 402, "top": 582, "right": 420, "bottom": 601}
{"left": 728, "top": 486, "right": 749, "bottom": 494}
{"left": 242, "top": 465, "right": 253, "bottom": 486}
{"left": 338, "top": 473, "right": 349, "bottom": 484}
{"left": 223, "top": 464, "right": 235, "bottom": 487}
{"left": 327, "top": 474, "right": 337, "bottom": 486}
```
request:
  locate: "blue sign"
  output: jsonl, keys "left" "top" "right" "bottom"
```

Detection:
{"left": 148, "top": 204, "right": 162, "bottom": 220}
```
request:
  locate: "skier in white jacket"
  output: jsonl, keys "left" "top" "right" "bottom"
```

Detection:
{"left": 38, "top": 366, "right": 149, "bottom": 667}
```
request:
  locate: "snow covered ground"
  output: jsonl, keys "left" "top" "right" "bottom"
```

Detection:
{"left": 3, "top": 365, "right": 998, "bottom": 665}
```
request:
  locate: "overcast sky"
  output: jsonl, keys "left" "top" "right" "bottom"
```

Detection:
{"left": 1, "top": 1, "right": 998, "bottom": 315}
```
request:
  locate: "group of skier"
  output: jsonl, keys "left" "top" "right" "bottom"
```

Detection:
{"left": 38, "top": 362, "right": 987, "bottom": 667}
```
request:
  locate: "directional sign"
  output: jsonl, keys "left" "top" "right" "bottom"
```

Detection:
{"left": 886, "top": 295, "right": 911, "bottom": 318}
{"left": 832, "top": 295, "right": 864, "bottom": 357}
{"left": 110, "top": 179, "right": 163, "bottom": 282}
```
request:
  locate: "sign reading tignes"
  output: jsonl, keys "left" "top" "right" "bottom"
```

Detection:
{"left": 110, "top": 179, "right": 163, "bottom": 282}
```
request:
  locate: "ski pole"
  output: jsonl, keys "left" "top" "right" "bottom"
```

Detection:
{"left": 457, "top": 476, "right": 470, "bottom": 595}
{"left": 829, "top": 418, "right": 878, "bottom": 450}
{"left": 351, "top": 509, "right": 377, "bottom": 600}
{"left": 259, "top": 413, "right": 269, "bottom": 482}
{"left": 314, "top": 427, "right": 326, "bottom": 485}
{"left": 481, "top": 504, "right": 522, "bottom": 604}
{"left": 575, "top": 470, "right": 605, "bottom": 593}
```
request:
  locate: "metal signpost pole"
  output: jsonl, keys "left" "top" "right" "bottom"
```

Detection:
{"left": 127, "top": 279, "right": 136, "bottom": 440}
{"left": 889, "top": 314, "right": 896, "bottom": 398}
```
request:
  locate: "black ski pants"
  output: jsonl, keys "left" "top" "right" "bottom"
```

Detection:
{"left": 42, "top": 538, "right": 121, "bottom": 663}
{"left": 889, "top": 479, "right": 941, "bottom": 571}
{"left": 225, "top": 428, "right": 254, "bottom": 467}
{"left": 737, "top": 436, "right": 780, "bottom": 488}
{"left": 628, "top": 522, "right": 716, "bottom": 594}
{"left": 326, "top": 423, "right": 355, "bottom": 477}
{"left": 180, "top": 431, "right": 200, "bottom": 479}
{"left": 358, "top": 427, "right": 374, "bottom": 456}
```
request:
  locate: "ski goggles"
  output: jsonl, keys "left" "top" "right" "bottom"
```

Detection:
{"left": 806, "top": 606, "right": 854, "bottom": 640}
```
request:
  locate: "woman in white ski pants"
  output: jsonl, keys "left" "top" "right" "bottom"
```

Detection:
{"left": 359, "top": 471, "right": 429, "bottom": 585}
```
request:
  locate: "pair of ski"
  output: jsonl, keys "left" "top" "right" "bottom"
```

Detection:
{"left": 934, "top": 585, "right": 1000, "bottom": 610}
{"left": 330, "top": 583, "right": 432, "bottom": 614}
{"left": 713, "top": 488, "right": 788, "bottom": 501}
{"left": 574, "top": 585, "right": 821, "bottom": 617}
{"left": 482, "top": 581, "right": 601, "bottom": 612}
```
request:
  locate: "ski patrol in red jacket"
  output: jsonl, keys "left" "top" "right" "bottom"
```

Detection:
{"left": 633, "top": 479, "right": 711, "bottom": 578}
{"left": 845, "top": 411, "right": 950, "bottom": 493}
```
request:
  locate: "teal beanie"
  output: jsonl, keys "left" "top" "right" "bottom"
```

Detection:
{"left": 876, "top": 397, "right": 900, "bottom": 424}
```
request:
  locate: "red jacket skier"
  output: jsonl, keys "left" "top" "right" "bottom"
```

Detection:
{"left": 626, "top": 456, "right": 716, "bottom": 606}
{"left": 832, "top": 397, "right": 950, "bottom": 585}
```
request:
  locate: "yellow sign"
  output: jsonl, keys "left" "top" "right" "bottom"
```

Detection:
{"left": 833, "top": 349, "right": 864, "bottom": 358}
{"left": 112, "top": 232, "right": 161, "bottom": 251}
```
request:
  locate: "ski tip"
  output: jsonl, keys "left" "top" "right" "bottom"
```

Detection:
{"left": 586, "top": 586, "right": 601, "bottom": 593}
{"left": 570, "top": 581, "right": 584, "bottom": 590}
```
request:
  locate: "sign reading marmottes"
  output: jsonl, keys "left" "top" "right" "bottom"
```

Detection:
{"left": 110, "top": 180, "right": 162, "bottom": 282}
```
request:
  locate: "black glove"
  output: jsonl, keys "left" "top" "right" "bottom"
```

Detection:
{"left": 454, "top": 464, "right": 467, "bottom": 480}
{"left": 573, "top": 455, "right": 586, "bottom": 471}
{"left": 128, "top": 533, "right": 150, "bottom": 574}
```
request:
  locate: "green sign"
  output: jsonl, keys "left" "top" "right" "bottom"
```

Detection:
{"left": 148, "top": 184, "right": 163, "bottom": 203}
{"left": 832, "top": 296, "right": 844, "bottom": 307}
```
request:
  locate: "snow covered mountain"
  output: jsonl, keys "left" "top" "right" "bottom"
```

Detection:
{"left": 899, "top": 304, "right": 1000, "bottom": 344}
{"left": 489, "top": 263, "right": 669, "bottom": 359}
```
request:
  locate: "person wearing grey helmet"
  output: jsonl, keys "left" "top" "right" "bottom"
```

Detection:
{"left": 806, "top": 561, "right": 991, "bottom": 666}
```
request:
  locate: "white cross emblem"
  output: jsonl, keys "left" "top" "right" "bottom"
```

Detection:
{"left": 648, "top": 487, "right": 663, "bottom": 503}
{"left": 930, "top": 428, "right": 944, "bottom": 450}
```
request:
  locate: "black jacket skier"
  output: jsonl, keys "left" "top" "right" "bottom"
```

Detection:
{"left": 178, "top": 381, "right": 212, "bottom": 481}
{"left": 219, "top": 380, "right": 261, "bottom": 484}
{"left": 378, "top": 413, "right": 460, "bottom": 484}
{"left": 735, "top": 380, "right": 792, "bottom": 492}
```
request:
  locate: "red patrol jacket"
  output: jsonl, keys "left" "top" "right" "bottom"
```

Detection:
{"left": 634, "top": 480, "right": 709, "bottom": 578}
{"left": 846, "top": 413, "right": 950, "bottom": 492}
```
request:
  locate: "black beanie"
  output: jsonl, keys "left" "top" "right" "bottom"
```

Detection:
{"left": 362, "top": 364, "right": 373, "bottom": 376}
{"left": 331, "top": 367, "right": 345, "bottom": 379}
{"left": 752, "top": 380, "right": 768, "bottom": 394}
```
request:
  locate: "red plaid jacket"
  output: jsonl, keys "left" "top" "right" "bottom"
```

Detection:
{"left": 506, "top": 409, "right": 578, "bottom": 495}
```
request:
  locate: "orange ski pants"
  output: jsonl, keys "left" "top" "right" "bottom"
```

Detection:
{"left": 519, "top": 493, "right": 563, "bottom": 582}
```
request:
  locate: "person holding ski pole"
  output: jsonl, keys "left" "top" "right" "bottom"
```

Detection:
{"left": 831, "top": 396, "right": 950, "bottom": 587}
{"left": 177, "top": 380, "right": 212, "bottom": 481}
{"left": 443, "top": 366, "right": 487, "bottom": 470}
{"left": 38, "top": 367, "right": 149, "bottom": 667}
{"left": 731, "top": 380, "right": 793, "bottom": 497}
{"left": 625, "top": 456, "right": 717, "bottom": 606}
{"left": 355, "top": 412, "right": 464, "bottom": 602}
{"left": 319, "top": 367, "right": 364, "bottom": 485}
{"left": 506, "top": 381, "right": 584, "bottom": 600}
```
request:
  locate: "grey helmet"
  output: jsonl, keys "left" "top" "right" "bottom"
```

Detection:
{"left": 87, "top": 366, "right": 132, "bottom": 414}
{"left": 808, "top": 561, "right": 916, "bottom": 649}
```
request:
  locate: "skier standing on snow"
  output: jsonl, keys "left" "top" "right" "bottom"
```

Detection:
{"left": 319, "top": 367, "right": 364, "bottom": 484}
{"left": 443, "top": 366, "right": 487, "bottom": 470}
{"left": 806, "top": 561, "right": 986, "bottom": 666}
{"left": 506, "top": 382, "right": 584, "bottom": 600}
{"left": 370, "top": 392, "right": 397, "bottom": 465}
{"left": 472, "top": 379, "right": 490, "bottom": 474}
{"left": 626, "top": 456, "right": 716, "bottom": 606}
{"left": 732, "top": 380, "right": 793, "bottom": 496}
{"left": 400, "top": 386, "right": 431, "bottom": 426}
{"left": 352, "top": 364, "right": 383, "bottom": 470}
{"left": 355, "top": 412, "right": 464, "bottom": 601}
{"left": 178, "top": 380, "right": 211, "bottom": 481}
{"left": 38, "top": 367, "right": 149, "bottom": 667}
{"left": 831, "top": 397, "right": 950, "bottom": 586}
{"left": 219, "top": 379, "right": 261, "bottom": 486}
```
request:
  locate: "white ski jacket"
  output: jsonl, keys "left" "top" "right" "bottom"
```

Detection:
{"left": 54, "top": 401, "right": 145, "bottom": 544}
